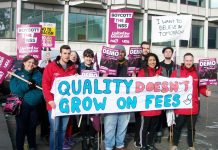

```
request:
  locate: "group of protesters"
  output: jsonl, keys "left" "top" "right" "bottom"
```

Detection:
{"left": 9, "top": 42, "right": 212, "bottom": 150}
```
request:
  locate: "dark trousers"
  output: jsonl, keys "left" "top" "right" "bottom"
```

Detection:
{"left": 16, "top": 102, "right": 39, "bottom": 150}
{"left": 156, "top": 110, "right": 167, "bottom": 133}
{"left": 39, "top": 100, "right": 49, "bottom": 138}
{"left": 140, "top": 116, "right": 159, "bottom": 147}
{"left": 173, "top": 114, "right": 198, "bottom": 147}
{"left": 80, "top": 115, "right": 96, "bottom": 138}
{"left": 134, "top": 112, "right": 141, "bottom": 143}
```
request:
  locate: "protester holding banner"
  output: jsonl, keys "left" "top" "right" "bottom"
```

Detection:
{"left": 160, "top": 47, "right": 177, "bottom": 77}
{"left": 155, "top": 47, "right": 178, "bottom": 142}
{"left": 10, "top": 55, "right": 43, "bottom": 150}
{"left": 137, "top": 53, "right": 165, "bottom": 150}
{"left": 42, "top": 45, "right": 77, "bottom": 150}
{"left": 104, "top": 45, "right": 130, "bottom": 150}
{"left": 79, "top": 49, "right": 100, "bottom": 150}
{"left": 63, "top": 50, "right": 81, "bottom": 149}
{"left": 170, "top": 53, "right": 212, "bottom": 150}
{"left": 134, "top": 41, "right": 151, "bottom": 147}
{"left": 33, "top": 59, "right": 50, "bottom": 145}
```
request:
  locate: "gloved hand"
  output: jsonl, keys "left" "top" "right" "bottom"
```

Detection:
{"left": 28, "top": 79, "right": 36, "bottom": 89}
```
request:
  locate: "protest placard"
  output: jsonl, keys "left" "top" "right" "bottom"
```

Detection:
{"left": 108, "top": 9, "right": 134, "bottom": 45}
{"left": 0, "top": 51, "right": 14, "bottom": 84}
{"left": 99, "top": 46, "right": 120, "bottom": 76}
{"left": 81, "top": 70, "right": 99, "bottom": 77}
{"left": 16, "top": 24, "right": 42, "bottom": 60}
{"left": 152, "top": 15, "right": 192, "bottom": 42}
{"left": 51, "top": 76, "right": 193, "bottom": 117}
{"left": 128, "top": 47, "right": 142, "bottom": 75}
{"left": 198, "top": 58, "right": 217, "bottom": 86}
{"left": 40, "top": 22, "right": 56, "bottom": 48}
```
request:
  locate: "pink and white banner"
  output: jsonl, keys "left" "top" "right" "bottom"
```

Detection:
{"left": 16, "top": 24, "right": 42, "bottom": 60}
{"left": 108, "top": 9, "right": 134, "bottom": 45}
{"left": 0, "top": 51, "right": 14, "bottom": 84}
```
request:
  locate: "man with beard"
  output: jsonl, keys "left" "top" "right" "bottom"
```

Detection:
{"left": 139, "top": 41, "right": 151, "bottom": 68}
{"left": 160, "top": 47, "right": 176, "bottom": 77}
{"left": 42, "top": 45, "right": 77, "bottom": 150}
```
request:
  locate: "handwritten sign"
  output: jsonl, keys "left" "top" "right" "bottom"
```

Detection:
{"left": 152, "top": 15, "right": 192, "bottom": 42}
{"left": 51, "top": 76, "right": 193, "bottom": 117}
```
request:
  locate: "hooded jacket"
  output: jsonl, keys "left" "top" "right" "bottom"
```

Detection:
{"left": 171, "top": 65, "right": 207, "bottom": 115}
{"left": 138, "top": 66, "right": 163, "bottom": 116}
{"left": 10, "top": 69, "right": 43, "bottom": 106}
{"left": 42, "top": 56, "right": 77, "bottom": 111}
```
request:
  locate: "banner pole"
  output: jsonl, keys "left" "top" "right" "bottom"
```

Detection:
{"left": 7, "top": 71, "right": 42, "bottom": 90}
{"left": 78, "top": 115, "right": 83, "bottom": 127}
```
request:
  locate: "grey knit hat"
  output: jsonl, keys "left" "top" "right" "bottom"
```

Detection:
{"left": 114, "top": 45, "right": 126, "bottom": 52}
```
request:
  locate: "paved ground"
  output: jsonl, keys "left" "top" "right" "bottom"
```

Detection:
{"left": 1, "top": 86, "right": 218, "bottom": 150}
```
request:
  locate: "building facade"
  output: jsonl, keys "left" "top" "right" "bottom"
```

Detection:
{"left": 1, "top": 0, "right": 218, "bottom": 63}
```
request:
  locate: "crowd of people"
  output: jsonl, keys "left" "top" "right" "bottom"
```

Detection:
{"left": 8, "top": 42, "right": 212, "bottom": 150}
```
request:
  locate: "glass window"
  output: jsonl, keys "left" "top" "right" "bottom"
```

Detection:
{"left": 180, "top": 40, "right": 189, "bottom": 47}
{"left": 43, "top": 11, "right": 64, "bottom": 41}
{"left": 69, "top": 13, "right": 86, "bottom": 41}
{"left": 199, "top": 0, "right": 205, "bottom": 7}
{"left": 188, "top": 0, "right": 198, "bottom": 6}
{"left": 181, "top": 0, "right": 205, "bottom": 7}
{"left": 133, "top": 19, "right": 143, "bottom": 45}
{"left": 158, "top": 0, "right": 169, "bottom": 2}
{"left": 157, "top": 0, "right": 177, "bottom": 2}
{"left": 181, "top": 0, "right": 187, "bottom": 4}
{"left": 69, "top": 13, "right": 105, "bottom": 42}
{"left": 170, "top": 0, "right": 177, "bottom": 2}
{"left": 191, "top": 25, "right": 204, "bottom": 48}
{"left": 210, "top": 0, "right": 218, "bottom": 8}
{"left": 22, "top": 9, "right": 42, "bottom": 24}
{"left": 22, "top": 9, "right": 64, "bottom": 41}
{"left": 0, "top": 8, "right": 15, "bottom": 38}
{"left": 208, "top": 27, "right": 216, "bottom": 49}
{"left": 88, "top": 15, "right": 105, "bottom": 42}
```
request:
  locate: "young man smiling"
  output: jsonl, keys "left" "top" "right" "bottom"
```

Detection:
{"left": 42, "top": 45, "right": 77, "bottom": 150}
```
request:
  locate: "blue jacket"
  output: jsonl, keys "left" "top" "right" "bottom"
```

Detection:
{"left": 10, "top": 69, "right": 43, "bottom": 106}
